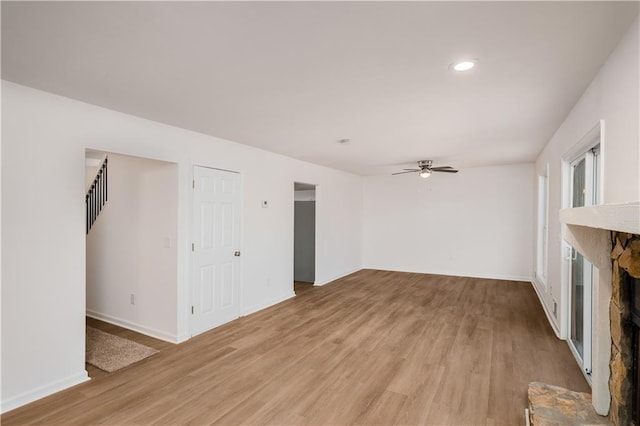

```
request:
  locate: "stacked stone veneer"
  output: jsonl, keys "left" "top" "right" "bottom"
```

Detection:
{"left": 609, "top": 232, "right": 640, "bottom": 426}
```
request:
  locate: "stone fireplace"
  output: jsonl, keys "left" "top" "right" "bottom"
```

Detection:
{"left": 558, "top": 202, "right": 640, "bottom": 425}
{"left": 609, "top": 231, "right": 640, "bottom": 425}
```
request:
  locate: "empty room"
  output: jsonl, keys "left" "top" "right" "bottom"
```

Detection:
{"left": 2, "top": 2, "right": 639, "bottom": 425}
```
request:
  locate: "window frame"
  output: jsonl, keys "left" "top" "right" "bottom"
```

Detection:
{"left": 560, "top": 120, "right": 604, "bottom": 383}
{"left": 569, "top": 146, "right": 600, "bottom": 208}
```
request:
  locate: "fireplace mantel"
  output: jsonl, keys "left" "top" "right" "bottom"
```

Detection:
{"left": 557, "top": 201, "right": 640, "bottom": 419}
{"left": 560, "top": 202, "right": 640, "bottom": 234}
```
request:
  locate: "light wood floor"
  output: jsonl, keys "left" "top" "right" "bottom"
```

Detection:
{"left": 294, "top": 281, "right": 314, "bottom": 295}
{"left": 2, "top": 270, "right": 589, "bottom": 425}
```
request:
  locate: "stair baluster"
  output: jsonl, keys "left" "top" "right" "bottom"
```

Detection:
{"left": 86, "top": 157, "right": 108, "bottom": 234}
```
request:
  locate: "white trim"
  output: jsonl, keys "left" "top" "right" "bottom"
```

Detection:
{"left": 176, "top": 333, "right": 191, "bottom": 344}
{"left": 314, "top": 184, "right": 321, "bottom": 287}
{"left": 567, "top": 337, "right": 594, "bottom": 387}
{"left": 86, "top": 310, "right": 178, "bottom": 344}
{"left": 292, "top": 181, "right": 318, "bottom": 288}
{"left": 583, "top": 261, "right": 595, "bottom": 377}
{"left": 562, "top": 120, "right": 603, "bottom": 163}
{"left": 240, "top": 292, "right": 296, "bottom": 317}
{"left": 1, "top": 371, "right": 89, "bottom": 414}
{"left": 176, "top": 160, "right": 191, "bottom": 346}
{"left": 536, "top": 165, "right": 550, "bottom": 287}
{"left": 314, "top": 268, "right": 362, "bottom": 286}
{"left": 598, "top": 121, "right": 605, "bottom": 203}
{"left": 561, "top": 159, "right": 571, "bottom": 210}
{"left": 531, "top": 278, "right": 561, "bottom": 339}
{"left": 560, "top": 240, "right": 571, "bottom": 339}
{"left": 363, "top": 267, "right": 532, "bottom": 283}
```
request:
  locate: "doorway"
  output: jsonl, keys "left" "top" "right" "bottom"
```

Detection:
{"left": 85, "top": 150, "right": 179, "bottom": 376}
{"left": 85, "top": 150, "right": 179, "bottom": 337}
{"left": 190, "top": 165, "right": 242, "bottom": 336}
{"left": 294, "top": 183, "right": 316, "bottom": 294}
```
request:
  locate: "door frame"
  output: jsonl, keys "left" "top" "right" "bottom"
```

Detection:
{"left": 293, "top": 182, "right": 318, "bottom": 290}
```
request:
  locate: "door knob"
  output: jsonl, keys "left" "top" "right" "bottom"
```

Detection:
{"left": 234, "top": 251, "right": 241, "bottom": 257}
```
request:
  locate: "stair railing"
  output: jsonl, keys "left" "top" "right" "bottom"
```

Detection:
{"left": 86, "top": 157, "right": 108, "bottom": 234}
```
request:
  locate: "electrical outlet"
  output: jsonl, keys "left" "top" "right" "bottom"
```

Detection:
{"left": 130, "top": 294, "right": 135, "bottom": 305}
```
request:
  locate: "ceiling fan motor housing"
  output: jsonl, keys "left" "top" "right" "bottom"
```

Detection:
{"left": 417, "top": 160, "right": 433, "bottom": 169}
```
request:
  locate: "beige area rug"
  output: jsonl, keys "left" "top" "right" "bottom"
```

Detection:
{"left": 86, "top": 326, "right": 158, "bottom": 373}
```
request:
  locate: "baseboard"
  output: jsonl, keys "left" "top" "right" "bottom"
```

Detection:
{"left": 314, "top": 268, "right": 362, "bottom": 286}
{"left": 1, "top": 370, "right": 89, "bottom": 414}
{"left": 176, "top": 333, "right": 191, "bottom": 344}
{"left": 363, "top": 266, "right": 531, "bottom": 282}
{"left": 241, "top": 292, "right": 296, "bottom": 317}
{"left": 530, "top": 279, "right": 561, "bottom": 339}
{"left": 86, "top": 310, "right": 178, "bottom": 344}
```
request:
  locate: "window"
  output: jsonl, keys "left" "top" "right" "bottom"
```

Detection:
{"left": 570, "top": 145, "right": 600, "bottom": 208}
{"left": 563, "top": 123, "right": 602, "bottom": 380}
{"left": 536, "top": 166, "right": 549, "bottom": 287}
{"left": 569, "top": 247, "right": 594, "bottom": 376}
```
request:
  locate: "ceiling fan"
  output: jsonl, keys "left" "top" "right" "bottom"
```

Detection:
{"left": 392, "top": 160, "right": 459, "bottom": 178}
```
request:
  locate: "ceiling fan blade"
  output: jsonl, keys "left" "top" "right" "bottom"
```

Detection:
{"left": 431, "top": 168, "right": 458, "bottom": 173}
{"left": 430, "top": 166, "right": 455, "bottom": 171}
{"left": 402, "top": 168, "right": 420, "bottom": 171}
{"left": 392, "top": 170, "right": 418, "bottom": 175}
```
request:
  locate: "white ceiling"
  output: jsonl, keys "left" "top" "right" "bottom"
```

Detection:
{"left": 2, "top": 2, "right": 638, "bottom": 175}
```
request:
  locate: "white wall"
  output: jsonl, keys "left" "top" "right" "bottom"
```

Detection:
{"left": 363, "top": 163, "right": 534, "bottom": 281}
{"left": 84, "top": 165, "right": 99, "bottom": 190}
{"left": 531, "top": 18, "right": 639, "bottom": 415}
{"left": 533, "top": 17, "right": 640, "bottom": 335}
{"left": 1, "top": 81, "right": 363, "bottom": 411}
{"left": 86, "top": 153, "right": 178, "bottom": 342}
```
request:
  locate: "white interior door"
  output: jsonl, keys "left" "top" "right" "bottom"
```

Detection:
{"left": 191, "top": 166, "right": 241, "bottom": 336}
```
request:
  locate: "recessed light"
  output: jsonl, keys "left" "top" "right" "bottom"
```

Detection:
{"left": 451, "top": 60, "right": 476, "bottom": 72}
